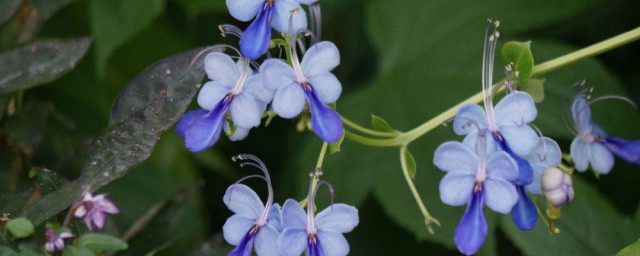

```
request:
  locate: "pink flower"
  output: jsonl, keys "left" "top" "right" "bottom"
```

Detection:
{"left": 45, "top": 228, "right": 74, "bottom": 253}
{"left": 74, "top": 192, "right": 119, "bottom": 230}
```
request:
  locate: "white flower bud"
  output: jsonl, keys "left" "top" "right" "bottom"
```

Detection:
{"left": 541, "top": 167, "right": 575, "bottom": 207}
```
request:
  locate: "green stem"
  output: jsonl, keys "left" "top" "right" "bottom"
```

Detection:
{"left": 340, "top": 115, "right": 397, "bottom": 137}
{"left": 399, "top": 145, "right": 440, "bottom": 233}
{"left": 303, "top": 142, "right": 329, "bottom": 208}
{"left": 344, "top": 26, "right": 640, "bottom": 147}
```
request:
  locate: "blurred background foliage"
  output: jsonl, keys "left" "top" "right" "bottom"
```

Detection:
{"left": 0, "top": 0, "right": 639, "bottom": 255}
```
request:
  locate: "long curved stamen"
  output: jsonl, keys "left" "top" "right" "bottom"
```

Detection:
{"left": 529, "top": 125, "right": 548, "bottom": 162}
{"left": 230, "top": 59, "right": 251, "bottom": 95}
{"left": 562, "top": 81, "right": 589, "bottom": 135}
{"left": 589, "top": 95, "right": 638, "bottom": 109}
{"left": 232, "top": 154, "right": 274, "bottom": 226}
{"left": 483, "top": 20, "right": 500, "bottom": 131}
{"left": 309, "top": 3, "right": 322, "bottom": 40}
{"left": 286, "top": 9, "right": 307, "bottom": 83}
{"left": 189, "top": 44, "right": 231, "bottom": 67}
{"left": 219, "top": 24, "right": 244, "bottom": 39}
{"left": 227, "top": 174, "right": 269, "bottom": 203}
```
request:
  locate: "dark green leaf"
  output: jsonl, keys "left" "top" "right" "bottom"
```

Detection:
{"left": 79, "top": 47, "right": 207, "bottom": 190}
{"left": 522, "top": 78, "right": 545, "bottom": 103}
{"left": 370, "top": 114, "right": 394, "bottom": 132}
{"left": 502, "top": 178, "right": 638, "bottom": 256}
{"left": 62, "top": 246, "right": 95, "bottom": 256}
{"left": 30, "top": 0, "right": 74, "bottom": 21}
{"left": 78, "top": 233, "right": 128, "bottom": 252}
{"left": 501, "top": 41, "right": 534, "bottom": 86}
{"left": 6, "top": 217, "right": 34, "bottom": 238}
{"left": 89, "top": 0, "right": 167, "bottom": 76}
{"left": 0, "top": 0, "right": 22, "bottom": 26}
{"left": 0, "top": 37, "right": 92, "bottom": 94}
{"left": 109, "top": 47, "right": 208, "bottom": 124}
{"left": 31, "top": 167, "right": 68, "bottom": 194}
{"left": 617, "top": 240, "right": 640, "bottom": 256}
{"left": 0, "top": 246, "right": 18, "bottom": 256}
{"left": 118, "top": 185, "right": 199, "bottom": 256}
{"left": 174, "top": 0, "right": 225, "bottom": 18}
{"left": 18, "top": 181, "right": 81, "bottom": 226}
{"left": 403, "top": 149, "right": 417, "bottom": 179}
{"left": 328, "top": 131, "right": 345, "bottom": 155}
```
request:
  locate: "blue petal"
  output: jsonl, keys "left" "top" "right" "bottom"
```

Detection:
{"left": 226, "top": 0, "right": 263, "bottom": 21}
{"left": 570, "top": 137, "right": 589, "bottom": 172}
{"left": 224, "top": 122, "right": 251, "bottom": 141}
{"left": 204, "top": 52, "right": 240, "bottom": 85}
{"left": 230, "top": 94, "right": 262, "bottom": 129}
{"left": 244, "top": 75, "right": 275, "bottom": 103}
{"left": 494, "top": 91, "right": 537, "bottom": 127}
{"left": 271, "top": 0, "right": 307, "bottom": 34}
{"left": 603, "top": 137, "right": 640, "bottom": 164}
{"left": 278, "top": 228, "right": 307, "bottom": 256}
{"left": 308, "top": 237, "right": 322, "bottom": 256}
{"left": 439, "top": 172, "right": 475, "bottom": 206}
{"left": 453, "top": 104, "right": 487, "bottom": 135}
{"left": 239, "top": 4, "right": 273, "bottom": 60}
{"left": 315, "top": 204, "right": 359, "bottom": 233}
{"left": 454, "top": 190, "right": 487, "bottom": 256}
{"left": 281, "top": 199, "right": 307, "bottom": 230}
{"left": 571, "top": 94, "right": 592, "bottom": 134}
{"left": 485, "top": 151, "right": 518, "bottom": 182}
{"left": 493, "top": 133, "right": 534, "bottom": 186}
{"left": 300, "top": 42, "right": 340, "bottom": 77}
{"left": 317, "top": 230, "right": 350, "bottom": 256}
{"left": 526, "top": 163, "right": 547, "bottom": 195}
{"left": 228, "top": 229, "right": 257, "bottom": 256}
{"left": 223, "top": 214, "right": 255, "bottom": 245}
{"left": 181, "top": 100, "right": 231, "bottom": 152}
{"left": 433, "top": 141, "right": 479, "bottom": 174}
{"left": 499, "top": 124, "right": 538, "bottom": 156}
{"left": 304, "top": 88, "right": 343, "bottom": 143}
{"left": 297, "top": 0, "right": 318, "bottom": 4}
{"left": 267, "top": 203, "right": 283, "bottom": 231}
{"left": 308, "top": 72, "right": 342, "bottom": 104}
{"left": 524, "top": 137, "right": 562, "bottom": 167}
{"left": 197, "top": 81, "right": 232, "bottom": 110}
{"left": 260, "top": 59, "right": 296, "bottom": 91}
{"left": 510, "top": 186, "right": 538, "bottom": 231}
{"left": 223, "top": 184, "right": 265, "bottom": 219}
{"left": 462, "top": 130, "right": 498, "bottom": 155}
{"left": 176, "top": 109, "right": 208, "bottom": 138}
{"left": 590, "top": 142, "right": 614, "bottom": 174}
{"left": 254, "top": 225, "right": 280, "bottom": 256}
{"left": 272, "top": 83, "right": 306, "bottom": 118}
{"left": 484, "top": 177, "right": 518, "bottom": 213}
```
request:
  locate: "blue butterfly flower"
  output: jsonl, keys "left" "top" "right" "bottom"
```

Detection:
{"left": 227, "top": 0, "right": 313, "bottom": 59}
{"left": 261, "top": 40, "right": 343, "bottom": 142}
{"left": 522, "top": 137, "right": 562, "bottom": 195}
{"left": 433, "top": 140, "right": 519, "bottom": 255}
{"left": 452, "top": 20, "right": 539, "bottom": 231}
{"left": 222, "top": 155, "right": 282, "bottom": 256}
{"left": 177, "top": 53, "right": 273, "bottom": 152}
{"left": 570, "top": 92, "right": 640, "bottom": 174}
{"left": 278, "top": 176, "right": 358, "bottom": 256}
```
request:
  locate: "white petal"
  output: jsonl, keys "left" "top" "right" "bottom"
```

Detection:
{"left": 204, "top": 52, "right": 240, "bottom": 85}
{"left": 272, "top": 83, "right": 306, "bottom": 118}
{"left": 439, "top": 172, "right": 475, "bottom": 206}
{"left": 317, "top": 230, "right": 350, "bottom": 256}
{"left": 223, "top": 184, "right": 264, "bottom": 219}
{"left": 433, "top": 141, "right": 479, "bottom": 174}
{"left": 271, "top": 0, "right": 307, "bottom": 33}
{"left": 494, "top": 91, "right": 537, "bottom": 126}
{"left": 301, "top": 41, "right": 340, "bottom": 76}
{"left": 226, "top": 0, "right": 263, "bottom": 21}
{"left": 315, "top": 204, "right": 358, "bottom": 233}
{"left": 223, "top": 214, "right": 255, "bottom": 245}
{"left": 571, "top": 137, "right": 589, "bottom": 172}
{"left": 308, "top": 72, "right": 341, "bottom": 104}
{"left": 260, "top": 59, "right": 296, "bottom": 90}
{"left": 484, "top": 178, "right": 518, "bottom": 214}
{"left": 231, "top": 94, "right": 262, "bottom": 128}
{"left": 590, "top": 142, "right": 614, "bottom": 174}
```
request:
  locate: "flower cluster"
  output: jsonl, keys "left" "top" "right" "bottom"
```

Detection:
{"left": 177, "top": 0, "right": 343, "bottom": 152}
{"left": 434, "top": 20, "right": 565, "bottom": 255}
{"left": 222, "top": 154, "right": 358, "bottom": 256}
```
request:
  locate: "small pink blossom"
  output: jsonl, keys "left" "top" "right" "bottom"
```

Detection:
{"left": 74, "top": 192, "right": 119, "bottom": 230}
{"left": 44, "top": 228, "right": 74, "bottom": 253}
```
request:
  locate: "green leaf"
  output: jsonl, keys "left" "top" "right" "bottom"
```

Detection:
{"left": 30, "top": 167, "right": 68, "bottom": 194}
{"left": 502, "top": 178, "right": 638, "bottom": 256}
{"left": 0, "top": 37, "right": 92, "bottom": 94}
{"left": 62, "top": 246, "right": 95, "bottom": 256}
{"left": 617, "top": 240, "right": 640, "bottom": 256}
{"left": 501, "top": 41, "right": 534, "bottom": 86}
{"left": 370, "top": 114, "right": 394, "bottom": 132}
{"left": 78, "top": 233, "right": 128, "bottom": 252}
{"left": 81, "top": 47, "right": 206, "bottom": 190}
{"left": 18, "top": 181, "right": 81, "bottom": 226}
{"left": 30, "top": 0, "right": 74, "bottom": 21}
{"left": 403, "top": 149, "right": 417, "bottom": 179}
{"left": 0, "top": 246, "right": 18, "bottom": 256}
{"left": 174, "top": 0, "right": 226, "bottom": 18}
{"left": 6, "top": 218, "right": 34, "bottom": 238}
{"left": 328, "top": 131, "right": 345, "bottom": 155}
{"left": 89, "top": 0, "right": 167, "bottom": 76}
{"left": 118, "top": 185, "right": 199, "bottom": 255}
{"left": 522, "top": 78, "right": 545, "bottom": 103}
{"left": 0, "top": 0, "right": 22, "bottom": 26}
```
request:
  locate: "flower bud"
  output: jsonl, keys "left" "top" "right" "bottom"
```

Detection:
{"left": 541, "top": 167, "right": 574, "bottom": 207}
